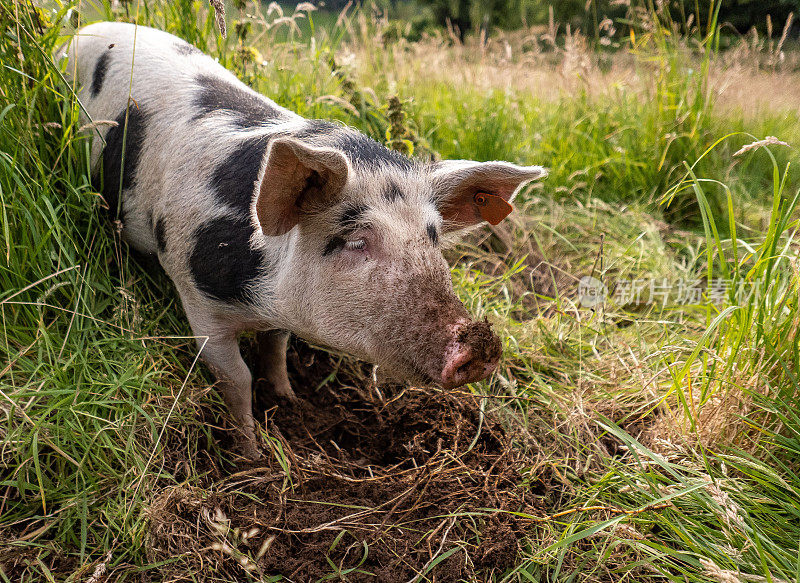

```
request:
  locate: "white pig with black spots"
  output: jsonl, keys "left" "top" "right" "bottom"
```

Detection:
{"left": 64, "top": 22, "right": 547, "bottom": 457}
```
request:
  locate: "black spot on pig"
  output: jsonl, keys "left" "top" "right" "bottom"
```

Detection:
{"left": 427, "top": 223, "right": 438, "bottom": 245}
{"left": 323, "top": 236, "right": 345, "bottom": 256}
{"left": 174, "top": 41, "right": 200, "bottom": 56}
{"left": 340, "top": 204, "right": 367, "bottom": 229}
{"left": 91, "top": 50, "right": 110, "bottom": 97}
{"left": 209, "top": 134, "right": 272, "bottom": 216}
{"left": 294, "top": 119, "right": 340, "bottom": 139}
{"left": 383, "top": 178, "right": 404, "bottom": 202}
{"left": 193, "top": 74, "right": 286, "bottom": 128}
{"left": 95, "top": 104, "right": 149, "bottom": 219}
{"left": 154, "top": 217, "right": 167, "bottom": 253}
{"left": 190, "top": 215, "right": 265, "bottom": 303}
{"left": 296, "top": 121, "right": 414, "bottom": 171}
{"left": 335, "top": 131, "right": 414, "bottom": 171}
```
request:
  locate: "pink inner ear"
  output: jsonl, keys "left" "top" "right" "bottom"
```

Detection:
{"left": 439, "top": 174, "right": 519, "bottom": 228}
{"left": 255, "top": 140, "right": 349, "bottom": 237}
{"left": 256, "top": 151, "right": 309, "bottom": 237}
{"left": 440, "top": 193, "right": 484, "bottom": 227}
{"left": 441, "top": 190, "right": 513, "bottom": 227}
{"left": 435, "top": 162, "right": 546, "bottom": 230}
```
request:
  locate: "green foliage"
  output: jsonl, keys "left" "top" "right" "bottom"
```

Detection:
{"left": 0, "top": 0, "right": 215, "bottom": 574}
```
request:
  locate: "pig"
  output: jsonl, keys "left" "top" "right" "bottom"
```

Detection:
{"left": 64, "top": 22, "right": 546, "bottom": 456}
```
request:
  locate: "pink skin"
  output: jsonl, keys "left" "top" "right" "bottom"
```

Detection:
{"left": 332, "top": 232, "right": 502, "bottom": 389}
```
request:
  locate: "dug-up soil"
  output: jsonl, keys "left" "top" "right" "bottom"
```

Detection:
{"left": 147, "top": 337, "right": 549, "bottom": 582}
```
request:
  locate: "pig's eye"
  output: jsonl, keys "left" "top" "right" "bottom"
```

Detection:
{"left": 344, "top": 239, "right": 367, "bottom": 251}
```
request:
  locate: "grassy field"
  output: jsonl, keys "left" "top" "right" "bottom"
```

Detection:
{"left": 1, "top": 1, "right": 799, "bottom": 581}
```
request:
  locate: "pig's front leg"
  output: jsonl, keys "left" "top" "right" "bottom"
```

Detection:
{"left": 255, "top": 330, "right": 296, "bottom": 400}
{"left": 185, "top": 313, "right": 261, "bottom": 459}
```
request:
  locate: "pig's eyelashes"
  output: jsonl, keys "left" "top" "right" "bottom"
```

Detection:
{"left": 344, "top": 239, "right": 367, "bottom": 251}
{"left": 322, "top": 237, "right": 368, "bottom": 256}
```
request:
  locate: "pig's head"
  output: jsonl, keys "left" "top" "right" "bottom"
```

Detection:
{"left": 253, "top": 123, "right": 546, "bottom": 389}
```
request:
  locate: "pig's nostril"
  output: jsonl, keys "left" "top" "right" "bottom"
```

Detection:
{"left": 441, "top": 347, "right": 496, "bottom": 389}
{"left": 440, "top": 320, "right": 502, "bottom": 389}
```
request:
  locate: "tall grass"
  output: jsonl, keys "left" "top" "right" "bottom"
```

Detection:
{"left": 530, "top": 139, "right": 800, "bottom": 582}
{"left": 0, "top": 3, "right": 216, "bottom": 577}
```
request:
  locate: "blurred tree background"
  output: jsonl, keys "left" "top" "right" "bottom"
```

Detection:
{"left": 326, "top": 0, "right": 799, "bottom": 39}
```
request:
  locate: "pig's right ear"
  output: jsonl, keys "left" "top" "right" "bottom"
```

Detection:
{"left": 254, "top": 138, "right": 350, "bottom": 236}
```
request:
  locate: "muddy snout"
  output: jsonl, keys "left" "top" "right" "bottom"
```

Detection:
{"left": 440, "top": 320, "right": 502, "bottom": 389}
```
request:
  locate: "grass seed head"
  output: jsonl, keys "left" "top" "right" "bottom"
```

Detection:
{"left": 209, "top": 0, "right": 227, "bottom": 38}
{"left": 699, "top": 558, "right": 742, "bottom": 583}
{"left": 733, "top": 136, "right": 790, "bottom": 157}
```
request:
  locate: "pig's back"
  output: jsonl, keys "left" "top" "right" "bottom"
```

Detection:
{"left": 65, "top": 22, "right": 298, "bottom": 264}
{"left": 67, "top": 22, "right": 297, "bottom": 129}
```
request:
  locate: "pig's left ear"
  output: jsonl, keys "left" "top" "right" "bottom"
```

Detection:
{"left": 255, "top": 137, "right": 350, "bottom": 236}
{"left": 430, "top": 160, "right": 547, "bottom": 232}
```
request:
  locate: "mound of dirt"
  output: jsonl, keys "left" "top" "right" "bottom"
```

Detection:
{"left": 147, "top": 339, "right": 546, "bottom": 582}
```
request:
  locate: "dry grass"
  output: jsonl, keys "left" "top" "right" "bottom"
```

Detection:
{"left": 343, "top": 25, "right": 800, "bottom": 118}
{"left": 144, "top": 345, "right": 546, "bottom": 582}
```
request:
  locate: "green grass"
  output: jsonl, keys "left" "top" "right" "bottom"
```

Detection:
{"left": 1, "top": 0, "right": 799, "bottom": 581}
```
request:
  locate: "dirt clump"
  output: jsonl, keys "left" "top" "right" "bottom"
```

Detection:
{"left": 146, "top": 340, "right": 545, "bottom": 582}
{"left": 456, "top": 319, "right": 502, "bottom": 364}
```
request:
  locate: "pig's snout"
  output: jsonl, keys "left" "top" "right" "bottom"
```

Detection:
{"left": 440, "top": 320, "right": 502, "bottom": 389}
